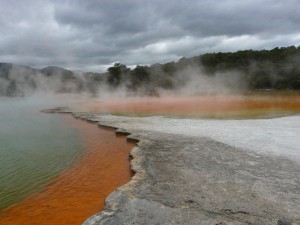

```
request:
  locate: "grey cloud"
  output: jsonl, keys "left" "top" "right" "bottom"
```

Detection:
{"left": 158, "top": 0, "right": 300, "bottom": 36}
{"left": 0, "top": 0, "right": 299, "bottom": 71}
{"left": 55, "top": 0, "right": 151, "bottom": 34}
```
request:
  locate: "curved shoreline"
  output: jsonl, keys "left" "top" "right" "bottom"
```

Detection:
{"left": 0, "top": 112, "right": 135, "bottom": 225}
{"left": 69, "top": 110, "right": 300, "bottom": 225}
{"left": 32, "top": 107, "right": 300, "bottom": 224}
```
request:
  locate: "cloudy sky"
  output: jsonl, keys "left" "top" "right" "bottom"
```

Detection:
{"left": 0, "top": 0, "right": 300, "bottom": 72}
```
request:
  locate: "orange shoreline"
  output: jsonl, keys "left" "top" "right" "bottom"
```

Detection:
{"left": 0, "top": 114, "right": 135, "bottom": 225}
{"left": 1, "top": 94, "right": 299, "bottom": 225}
{"left": 78, "top": 95, "right": 300, "bottom": 116}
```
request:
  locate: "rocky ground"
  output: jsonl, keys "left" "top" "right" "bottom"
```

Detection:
{"left": 46, "top": 108, "right": 300, "bottom": 225}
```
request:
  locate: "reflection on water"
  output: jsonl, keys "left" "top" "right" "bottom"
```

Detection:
{"left": 0, "top": 98, "right": 84, "bottom": 211}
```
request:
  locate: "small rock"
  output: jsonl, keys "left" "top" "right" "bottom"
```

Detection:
{"left": 277, "top": 219, "right": 292, "bottom": 225}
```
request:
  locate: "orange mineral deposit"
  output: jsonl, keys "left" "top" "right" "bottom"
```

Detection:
{"left": 0, "top": 114, "right": 135, "bottom": 225}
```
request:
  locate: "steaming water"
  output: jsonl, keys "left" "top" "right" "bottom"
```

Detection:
{"left": 0, "top": 98, "right": 84, "bottom": 211}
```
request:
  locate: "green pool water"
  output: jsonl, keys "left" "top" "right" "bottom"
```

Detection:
{"left": 0, "top": 97, "right": 84, "bottom": 211}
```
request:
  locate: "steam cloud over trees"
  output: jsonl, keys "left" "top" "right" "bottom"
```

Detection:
{"left": 1, "top": 46, "right": 300, "bottom": 97}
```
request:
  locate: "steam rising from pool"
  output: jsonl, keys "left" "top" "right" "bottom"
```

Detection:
{"left": 0, "top": 63, "right": 247, "bottom": 98}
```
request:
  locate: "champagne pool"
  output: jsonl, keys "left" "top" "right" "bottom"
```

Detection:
{"left": 1, "top": 93, "right": 299, "bottom": 223}
{"left": 0, "top": 96, "right": 134, "bottom": 225}
{"left": 0, "top": 97, "right": 84, "bottom": 211}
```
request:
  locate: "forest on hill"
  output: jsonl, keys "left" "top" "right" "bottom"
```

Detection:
{"left": 0, "top": 46, "right": 299, "bottom": 97}
{"left": 106, "top": 45, "right": 300, "bottom": 93}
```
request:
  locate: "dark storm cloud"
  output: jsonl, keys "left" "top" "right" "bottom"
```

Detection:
{"left": 0, "top": 0, "right": 300, "bottom": 71}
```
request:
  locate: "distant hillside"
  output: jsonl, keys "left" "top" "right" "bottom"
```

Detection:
{"left": 199, "top": 46, "right": 300, "bottom": 89}
{"left": 0, "top": 63, "right": 40, "bottom": 96}
{"left": 40, "top": 66, "right": 74, "bottom": 77}
{"left": 1, "top": 46, "right": 300, "bottom": 97}
{"left": 0, "top": 63, "right": 104, "bottom": 96}
{"left": 102, "top": 46, "right": 300, "bottom": 95}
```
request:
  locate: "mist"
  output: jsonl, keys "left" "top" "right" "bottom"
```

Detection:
{"left": 163, "top": 66, "right": 247, "bottom": 96}
{"left": 0, "top": 63, "right": 101, "bottom": 98}
{"left": 0, "top": 64, "right": 247, "bottom": 100}
{"left": 1, "top": 46, "right": 299, "bottom": 100}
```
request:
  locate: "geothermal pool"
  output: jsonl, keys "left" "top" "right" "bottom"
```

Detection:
{"left": 75, "top": 93, "right": 300, "bottom": 160}
{"left": 0, "top": 93, "right": 299, "bottom": 224}
{"left": 78, "top": 93, "right": 300, "bottom": 119}
{"left": 0, "top": 98, "right": 134, "bottom": 224}
{"left": 0, "top": 98, "right": 84, "bottom": 211}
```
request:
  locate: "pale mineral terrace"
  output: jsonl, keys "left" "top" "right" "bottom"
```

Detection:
{"left": 46, "top": 107, "right": 300, "bottom": 225}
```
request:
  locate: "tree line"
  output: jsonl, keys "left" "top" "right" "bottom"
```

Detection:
{"left": 1, "top": 45, "right": 300, "bottom": 96}
{"left": 106, "top": 45, "right": 300, "bottom": 93}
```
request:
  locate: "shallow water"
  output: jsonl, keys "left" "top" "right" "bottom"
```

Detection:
{"left": 78, "top": 93, "right": 300, "bottom": 119}
{"left": 0, "top": 113, "right": 134, "bottom": 225}
{"left": 0, "top": 98, "right": 84, "bottom": 211}
{"left": 1, "top": 93, "right": 299, "bottom": 223}
{"left": 74, "top": 93, "right": 300, "bottom": 161}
